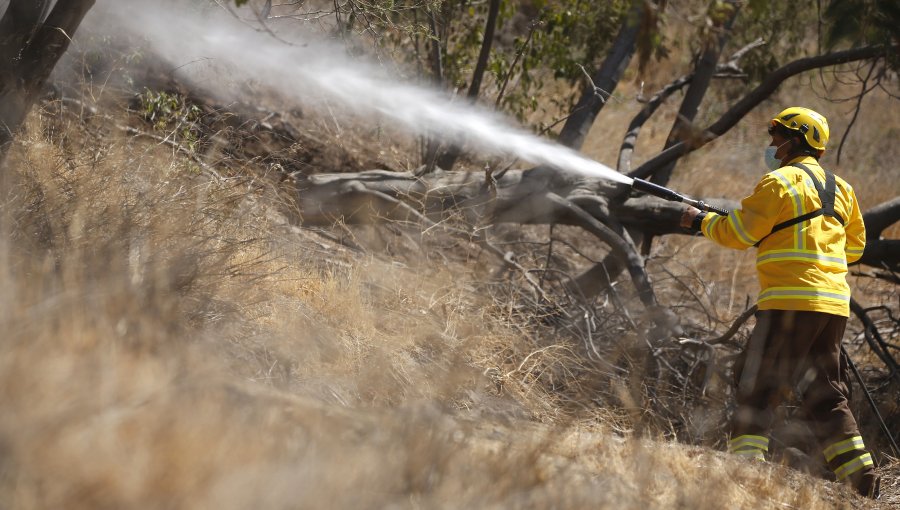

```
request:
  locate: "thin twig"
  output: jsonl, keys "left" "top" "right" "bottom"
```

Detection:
{"left": 836, "top": 59, "right": 878, "bottom": 164}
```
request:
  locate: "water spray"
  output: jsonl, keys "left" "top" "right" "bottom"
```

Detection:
{"left": 80, "top": 3, "right": 636, "bottom": 191}
{"left": 630, "top": 178, "right": 730, "bottom": 216}
{"left": 92, "top": 2, "right": 730, "bottom": 218}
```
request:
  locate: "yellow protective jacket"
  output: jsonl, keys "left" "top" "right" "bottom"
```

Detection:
{"left": 700, "top": 156, "right": 866, "bottom": 317}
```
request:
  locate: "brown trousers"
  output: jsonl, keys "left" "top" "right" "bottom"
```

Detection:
{"left": 732, "top": 310, "right": 857, "bottom": 441}
{"left": 731, "top": 310, "right": 877, "bottom": 493}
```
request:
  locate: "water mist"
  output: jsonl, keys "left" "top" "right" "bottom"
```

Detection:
{"left": 83, "top": 0, "right": 634, "bottom": 186}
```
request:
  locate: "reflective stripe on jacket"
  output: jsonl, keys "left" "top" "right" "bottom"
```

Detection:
{"left": 699, "top": 156, "right": 866, "bottom": 317}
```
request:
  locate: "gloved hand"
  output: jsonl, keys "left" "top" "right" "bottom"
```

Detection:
{"left": 680, "top": 206, "right": 705, "bottom": 234}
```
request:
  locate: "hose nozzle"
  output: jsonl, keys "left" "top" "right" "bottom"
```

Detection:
{"left": 631, "top": 178, "right": 729, "bottom": 216}
{"left": 631, "top": 178, "right": 684, "bottom": 202}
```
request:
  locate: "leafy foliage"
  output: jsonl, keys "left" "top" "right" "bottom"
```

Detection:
{"left": 318, "top": 0, "right": 629, "bottom": 124}
{"left": 230, "top": 0, "right": 895, "bottom": 126}
{"left": 824, "top": 0, "right": 900, "bottom": 49}
{"left": 635, "top": 0, "right": 669, "bottom": 81}
{"left": 725, "top": 0, "right": 818, "bottom": 82}
{"left": 489, "top": 0, "right": 630, "bottom": 121}
{"left": 137, "top": 89, "right": 203, "bottom": 153}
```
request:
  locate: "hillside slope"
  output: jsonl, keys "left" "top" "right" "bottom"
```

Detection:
{"left": 0, "top": 89, "right": 895, "bottom": 509}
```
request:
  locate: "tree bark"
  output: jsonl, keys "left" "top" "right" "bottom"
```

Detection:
{"left": 556, "top": 0, "right": 644, "bottom": 150}
{"left": 617, "top": 74, "right": 692, "bottom": 173}
{"left": 862, "top": 196, "right": 900, "bottom": 239}
{"left": 0, "top": 0, "right": 49, "bottom": 147}
{"left": 648, "top": 0, "right": 741, "bottom": 187}
{"left": 435, "top": 0, "right": 500, "bottom": 171}
{"left": 0, "top": 0, "right": 95, "bottom": 154}
{"left": 857, "top": 196, "right": 900, "bottom": 272}
{"left": 617, "top": 38, "right": 765, "bottom": 175}
{"left": 0, "top": 1, "right": 51, "bottom": 64}
{"left": 420, "top": 9, "right": 444, "bottom": 173}
{"left": 636, "top": 1, "right": 739, "bottom": 255}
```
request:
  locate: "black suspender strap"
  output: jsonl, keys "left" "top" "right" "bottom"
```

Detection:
{"left": 753, "top": 163, "right": 845, "bottom": 247}
{"left": 791, "top": 163, "right": 845, "bottom": 226}
{"left": 765, "top": 209, "right": 825, "bottom": 236}
{"left": 821, "top": 170, "right": 841, "bottom": 223}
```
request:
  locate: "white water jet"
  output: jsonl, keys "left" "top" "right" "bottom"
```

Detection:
{"left": 88, "top": 0, "right": 633, "bottom": 186}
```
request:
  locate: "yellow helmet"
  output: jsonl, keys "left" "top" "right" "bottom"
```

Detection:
{"left": 770, "top": 107, "right": 829, "bottom": 151}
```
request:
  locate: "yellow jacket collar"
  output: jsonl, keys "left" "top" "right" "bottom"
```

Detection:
{"left": 787, "top": 155, "right": 819, "bottom": 167}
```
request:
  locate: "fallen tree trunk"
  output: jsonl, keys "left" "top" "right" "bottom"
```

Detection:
{"left": 293, "top": 166, "right": 898, "bottom": 306}
{"left": 296, "top": 167, "right": 736, "bottom": 231}
{"left": 294, "top": 166, "right": 685, "bottom": 333}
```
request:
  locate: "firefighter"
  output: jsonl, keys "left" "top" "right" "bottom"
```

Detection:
{"left": 680, "top": 107, "right": 879, "bottom": 498}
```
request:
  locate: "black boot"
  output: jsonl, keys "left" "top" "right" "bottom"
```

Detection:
{"left": 851, "top": 469, "right": 880, "bottom": 499}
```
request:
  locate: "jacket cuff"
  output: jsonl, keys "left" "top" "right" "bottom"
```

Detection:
{"left": 690, "top": 211, "right": 707, "bottom": 235}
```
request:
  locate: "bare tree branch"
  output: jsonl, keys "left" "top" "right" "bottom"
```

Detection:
{"left": 617, "top": 74, "right": 692, "bottom": 173}
{"left": 708, "top": 306, "right": 757, "bottom": 345}
{"left": 836, "top": 60, "right": 878, "bottom": 164}
{"left": 617, "top": 38, "right": 765, "bottom": 177}
{"left": 627, "top": 44, "right": 891, "bottom": 180}
{"left": 647, "top": 0, "right": 742, "bottom": 188}
{"left": 851, "top": 298, "right": 900, "bottom": 382}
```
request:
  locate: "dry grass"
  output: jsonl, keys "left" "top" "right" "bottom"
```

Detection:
{"left": 0, "top": 103, "right": 892, "bottom": 510}
{"left": 2, "top": 22, "right": 898, "bottom": 507}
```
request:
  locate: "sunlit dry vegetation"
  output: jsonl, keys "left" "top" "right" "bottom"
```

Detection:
{"left": 1, "top": 0, "right": 898, "bottom": 508}
{"left": 1, "top": 88, "right": 895, "bottom": 510}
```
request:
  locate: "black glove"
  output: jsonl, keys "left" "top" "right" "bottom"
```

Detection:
{"left": 690, "top": 211, "right": 707, "bottom": 235}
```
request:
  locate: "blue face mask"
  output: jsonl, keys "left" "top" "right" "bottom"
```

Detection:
{"left": 764, "top": 141, "right": 791, "bottom": 170}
